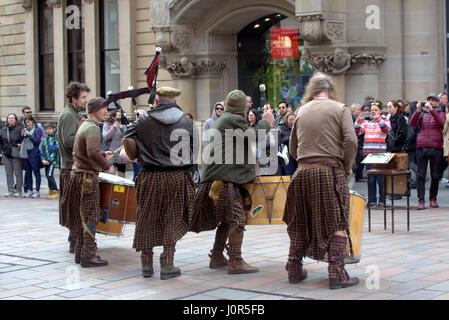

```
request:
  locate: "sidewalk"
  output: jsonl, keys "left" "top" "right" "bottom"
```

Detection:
{"left": 1, "top": 192, "right": 449, "bottom": 300}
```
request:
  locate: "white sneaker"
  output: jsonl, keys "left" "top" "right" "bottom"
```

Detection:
{"left": 4, "top": 192, "right": 13, "bottom": 197}
{"left": 31, "top": 190, "right": 40, "bottom": 198}
{"left": 13, "top": 192, "right": 22, "bottom": 198}
{"left": 23, "top": 191, "right": 33, "bottom": 198}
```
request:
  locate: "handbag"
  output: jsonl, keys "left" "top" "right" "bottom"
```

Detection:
{"left": 6, "top": 127, "right": 20, "bottom": 158}
{"left": 277, "top": 144, "right": 289, "bottom": 166}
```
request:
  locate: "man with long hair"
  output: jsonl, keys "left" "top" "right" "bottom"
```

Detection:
{"left": 283, "top": 72, "right": 359, "bottom": 289}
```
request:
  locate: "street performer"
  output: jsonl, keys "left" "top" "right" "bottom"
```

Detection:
{"left": 283, "top": 72, "right": 359, "bottom": 289}
{"left": 66, "top": 97, "right": 114, "bottom": 267}
{"left": 123, "top": 87, "right": 196, "bottom": 280}
{"left": 191, "top": 89, "right": 274, "bottom": 274}
{"left": 57, "top": 81, "right": 90, "bottom": 254}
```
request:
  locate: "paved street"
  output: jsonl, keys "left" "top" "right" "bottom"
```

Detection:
{"left": 1, "top": 165, "right": 449, "bottom": 300}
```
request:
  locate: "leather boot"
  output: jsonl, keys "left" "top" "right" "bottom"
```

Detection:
{"left": 286, "top": 245, "right": 307, "bottom": 283}
{"left": 209, "top": 222, "right": 230, "bottom": 269}
{"left": 160, "top": 265, "right": 181, "bottom": 280}
{"left": 328, "top": 235, "right": 359, "bottom": 290}
{"left": 141, "top": 249, "right": 154, "bottom": 278}
{"left": 227, "top": 229, "right": 259, "bottom": 274}
{"left": 160, "top": 245, "right": 181, "bottom": 280}
{"left": 81, "top": 255, "right": 108, "bottom": 268}
{"left": 75, "top": 254, "right": 80, "bottom": 264}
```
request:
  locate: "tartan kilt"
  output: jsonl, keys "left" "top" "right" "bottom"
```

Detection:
{"left": 283, "top": 162, "right": 350, "bottom": 261}
{"left": 133, "top": 169, "right": 195, "bottom": 250}
{"left": 190, "top": 181, "right": 247, "bottom": 233}
{"left": 59, "top": 169, "right": 72, "bottom": 227}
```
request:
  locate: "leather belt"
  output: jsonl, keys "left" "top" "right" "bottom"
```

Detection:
{"left": 298, "top": 163, "right": 334, "bottom": 170}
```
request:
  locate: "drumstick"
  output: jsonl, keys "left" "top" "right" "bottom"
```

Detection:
{"left": 113, "top": 145, "right": 124, "bottom": 154}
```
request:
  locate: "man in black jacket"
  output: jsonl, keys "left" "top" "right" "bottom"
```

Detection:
{"left": 123, "top": 86, "right": 197, "bottom": 280}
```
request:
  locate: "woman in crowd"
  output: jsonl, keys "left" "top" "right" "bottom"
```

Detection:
{"left": 247, "top": 109, "right": 260, "bottom": 127}
{"left": 102, "top": 109, "right": 126, "bottom": 178}
{"left": 1, "top": 113, "right": 24, "bottom": 197}
{"left": 387, "top": 100, "right": 408, "bottom": 153}
{"left": 21, "top": 115, "right": 44, "bottom": 198}
{"left": 355, "top": 101, "right": 391, "bottom": 207}
{"left": 279, "top": 111, "right": 298, "bottom": 175}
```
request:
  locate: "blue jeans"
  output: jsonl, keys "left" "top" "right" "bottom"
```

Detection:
{"left": 366, "top": 164, "right": 384, "bottom": 204}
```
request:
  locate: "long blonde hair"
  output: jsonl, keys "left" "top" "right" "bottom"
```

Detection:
{"left": 301, "top": 72, "right": 336, "bottom": 105}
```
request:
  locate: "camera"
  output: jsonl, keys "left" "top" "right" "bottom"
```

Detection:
{"left": 363, "top": 112, "right": 372, "bottom": 119}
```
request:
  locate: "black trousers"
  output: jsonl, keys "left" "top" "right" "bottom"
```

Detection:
{"left": 45, "top": 164, "right": 58, "bottom": 191}
{"left": 416, "top": 147, "right": 443, "bottom": 201}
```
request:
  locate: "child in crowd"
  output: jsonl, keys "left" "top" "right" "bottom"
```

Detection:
{"left": 40, "top": 123, "right": 60, "bottom": 199}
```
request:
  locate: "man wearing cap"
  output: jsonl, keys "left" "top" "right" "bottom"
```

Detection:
{"left": 410, "top": 93, "right": 446, "bottom": 209}
{"left": 57, "top": 81, "right": 90, "bottom": 254}
{"left": 63, "top": 97, "right": 114, "bottom": 267}
{"left": 190, "top": 89, "right": 274, "bottom": 274}
{"left": 123, "top": 86, "right": 196, "bottom": 280}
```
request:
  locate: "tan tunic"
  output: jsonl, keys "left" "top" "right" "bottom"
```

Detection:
{"left": 290, "top": 98, "right": 358, "bottom": 174}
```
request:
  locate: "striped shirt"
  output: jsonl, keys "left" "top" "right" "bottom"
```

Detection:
{"left": 354, "top": 115, "right": 391, "bottom": 155}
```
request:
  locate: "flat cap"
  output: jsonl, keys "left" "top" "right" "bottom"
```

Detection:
{"left": 88, "top": 97, "right": 106, "bottom": 114}
{"left": 157, "top": 86, "right": 181, "bottom": 98}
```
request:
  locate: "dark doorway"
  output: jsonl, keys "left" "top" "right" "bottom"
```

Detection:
{"left": 237, "top": 14, "right": 313, "bottom": 112}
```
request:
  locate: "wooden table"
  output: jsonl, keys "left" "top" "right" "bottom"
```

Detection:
{"left": 366, "top": 169, "right": 411, "bottom": 233}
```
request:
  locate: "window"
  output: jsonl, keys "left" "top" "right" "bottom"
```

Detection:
{"left": 100, "top": 0, "right": 120, "bottom": 97}
{"left": 38, "top": 1, "right": 55, "bottom": 111}
{"left": 67, "top": 0, "right": 85, "bottom": 83}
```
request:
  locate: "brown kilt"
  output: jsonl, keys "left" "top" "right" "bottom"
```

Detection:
{"left": 62, "top": 172, "right": 101, "bottom": 259}
{"left": 283, "top": 162, "right": 350, "bottom": 261}
{"left": 59, "top": 169, "right": 72, "bottom": 227}
{"left": 133, "top": 169, "right": 195, "bottom": 250}
{"left": 190, "top": 181, "right": 247, "bottom": 233}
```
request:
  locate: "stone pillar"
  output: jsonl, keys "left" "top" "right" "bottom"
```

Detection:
{"left": 175, "top": 78, "right": 196, "bottom": 117}
{"left": 53, "top": 1, "right": 68, "bottom": 112}
{"left": 118, "top": 0, "right": 136, "bottom": 113}
{"left": 83, "top": 0, "right": 100, "bottom": 97}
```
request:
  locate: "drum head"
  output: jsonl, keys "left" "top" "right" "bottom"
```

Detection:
{"left": 99, "top": 172, "right": 135, "bottom": 187}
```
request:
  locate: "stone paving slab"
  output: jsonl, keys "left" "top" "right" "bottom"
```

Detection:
{"left": 2, "top": 170, "right": 449, "bottom": 300}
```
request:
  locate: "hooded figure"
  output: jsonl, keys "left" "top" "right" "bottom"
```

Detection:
{"left": 202, "top": 102, "right": 224, "bottom": 148}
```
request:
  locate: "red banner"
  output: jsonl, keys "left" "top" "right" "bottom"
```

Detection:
{"left": 270, "top": 26, "right": 299, "bottom": 59}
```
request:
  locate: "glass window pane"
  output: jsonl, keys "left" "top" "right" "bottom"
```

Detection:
{"left": 102, "top": 0, "right": 119, "bottom": 50}
{"left": 68, "top": 52, "right": 85, "bottom": 83}
{"left": 39, "top": 1, "right": 54, "bottom": 111}
{"left": 104, "top": 50, "right": 120, "bottom": 94}
{"left": 41, "top": 55, "right": 55, "bottom": 111}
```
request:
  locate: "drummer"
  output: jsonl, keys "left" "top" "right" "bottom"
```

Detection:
{"left": 68, "top": 97, "right": 115, "bottom": 267}
{"left": 283, "top": 72, "right": 359, "bottom": 289}
{"left": 190, "top": 89, "right": 274, "bottom": 274}
{"left": 123, "top": 87, "right": 196, "bottom": 280}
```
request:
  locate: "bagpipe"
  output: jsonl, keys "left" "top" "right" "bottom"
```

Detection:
{"left": 102, "top": 47, "right": 162, "bottom": 125}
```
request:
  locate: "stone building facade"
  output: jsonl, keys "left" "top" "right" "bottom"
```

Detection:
{"left": 0, "top": 0, "right": 447, "bottom": 123}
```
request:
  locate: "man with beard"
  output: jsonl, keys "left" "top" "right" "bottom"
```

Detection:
{"left": 57, "top": 82, "right": 90, "bottom": 254}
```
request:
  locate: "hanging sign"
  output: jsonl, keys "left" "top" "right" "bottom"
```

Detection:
{"left": 270, "top": 26, "right": 299, "bottom": 59}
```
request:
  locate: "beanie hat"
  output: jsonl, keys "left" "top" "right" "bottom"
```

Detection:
{"left": 225, "top": 90, "right": 247, "bottom": 115}
{"left": 427, "top": 93, "right": 439, "bottom": 102}
{"left": 88, "top": 97, "right": 106, "bottom": 114}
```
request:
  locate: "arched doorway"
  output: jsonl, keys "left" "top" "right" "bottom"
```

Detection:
{"left": 237, "top": 14, "right": 313, "bottom": 111}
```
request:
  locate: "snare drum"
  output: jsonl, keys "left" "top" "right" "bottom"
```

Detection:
{"left": 242, "top": 176, "right": 291, "bottom": 225}
{"left": 310, "top": 190, "right": 366, "bottom": 264}
{"left": 346, "top": 190, "right": 366, "bottom": 263}
{"left": 98, "top": 172, "right": 137, "bottom": 224}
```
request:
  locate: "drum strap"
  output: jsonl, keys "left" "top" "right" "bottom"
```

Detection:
{"left": 332, "top": 168, "right": 354, "bottom": 257}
